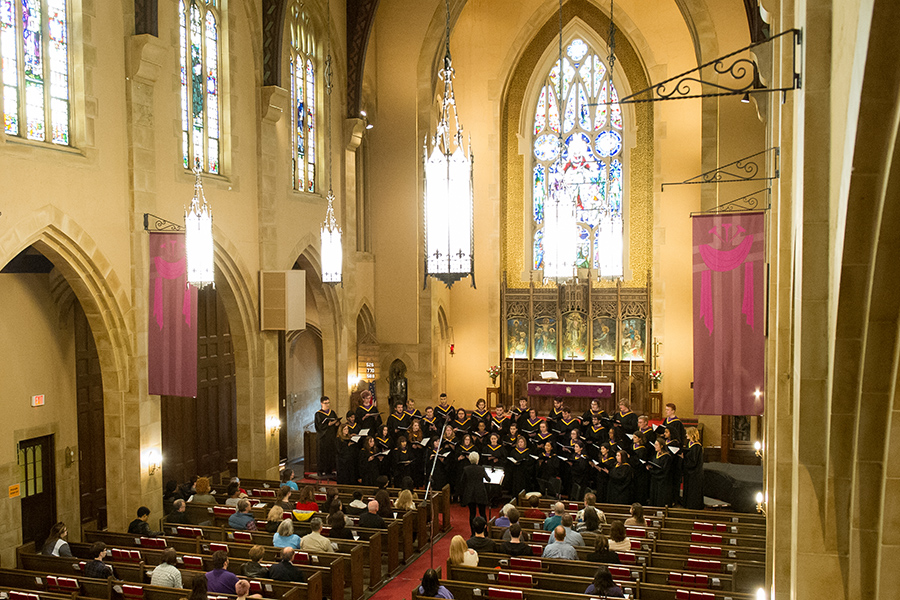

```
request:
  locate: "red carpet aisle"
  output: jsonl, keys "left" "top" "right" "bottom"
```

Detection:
{"left": 368, "top": 503, "right": 471, "bottom": 600}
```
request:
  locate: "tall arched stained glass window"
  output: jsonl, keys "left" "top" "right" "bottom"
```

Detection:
{"left": 290, "top": 3, "right": 316, "bottom": 193}
{"left": 1, "top": 0, "right": 70, "bottom": 145}
{"left": 532, "top": 37, "right": 624, "bottom": 278}
{"left": 180, "top": 0, "right": 221, "bottom": 174}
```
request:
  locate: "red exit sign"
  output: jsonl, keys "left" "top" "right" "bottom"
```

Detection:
{"left": 31, "top": 394, "right": 45, "bottom": 407}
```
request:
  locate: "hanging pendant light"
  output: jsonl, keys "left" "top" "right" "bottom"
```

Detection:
{"left": 320, "top": 0, "right": 342, "bottom": 284}
{"left": 541, "top": 0, "right": 578, "bottom": 284}
{"left": 424, "top": 0, "right": 474, "bottom": 288}
{"left": 185, "top": 167, "right": 215, "bottom": 287}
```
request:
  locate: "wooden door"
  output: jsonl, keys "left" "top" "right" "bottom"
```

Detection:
{"left": 19, "top": 435, "right": 56, "bottom": 546}
{"left": 161, "top": 286, "right": 236, "bottom": 483}
{"left": 75, "top": 303, "right": 107, "bottom": 528}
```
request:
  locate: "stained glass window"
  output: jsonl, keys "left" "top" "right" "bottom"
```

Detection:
{"left": 532, "top": 36, "right": 624, "bottom": 278}
{"left": 290, "top": 3, "right": 317, "bottom": 193}
{"left": 1, "top": 0, "right": 69, "bottom": 144}
{"left": 179, "top": 0, "right": 220, "bottom": 174}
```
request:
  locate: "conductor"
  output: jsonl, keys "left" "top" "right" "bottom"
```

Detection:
{"left": 459, "top": 452, "right": 489, "bottom": 536}
{"left": 315, "top": 396, "right": 340, "bottom": 476}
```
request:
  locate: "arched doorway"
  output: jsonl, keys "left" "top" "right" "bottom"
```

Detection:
{"left": 285, "top": 327, "right": 324, "bottom": 461}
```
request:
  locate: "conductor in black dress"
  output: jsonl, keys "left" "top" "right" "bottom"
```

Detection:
{"left": 459, "top": 451, "right": 490, "bottom": 536}
{"left": 315, "top": 396, "right": 340, "bottom": 475}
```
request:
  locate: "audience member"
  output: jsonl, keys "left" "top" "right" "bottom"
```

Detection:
{"left": 542, "top": 502, "right": 565, "bottom": 531}
{"left": 608, "top": 521, "right": 632, "bottom": 552}
{"left": 374, "top": 489, "right": 394, "bottom": 518}
{"left": 266, "top": 505, "right": 284, "bottom": 533}
{"left": 224, "top": 482, "right": 243, "bottom": 506}
{"left": 166, "top": 499, "right": 190, "bottom": 525}
{"left": 281, "top": 468, "right": 299, "bottom": 491}
{"left": 623, "top": 503, "right": 646, "bottom": 527}
{"left": 229, "top": 499, "right": 258, "bottom": 530}
{"left": 560, "top": 514, "right": 585, "bottom": 547}
{"left": 268, "top": 547, "right": 307, "bottom": 583}
{"left": 300, "top": 517, "right": 335, "bottom": 553}
{"left": 328, "top": 511, "right": 355, "bottom": 540}
{"left": 205, "top": 550, "right": 239, "bottom": 593}
{"left": 524, "top": 496, "right": 545, "bottom": 520}
{"left": 41, "top": 522, "right": 72, "bottom": 557}
{"left": 418, "top": 568, "right": 454, "bottom": 598}
{"left": 127, "top": 506, "right": 161, "bottom": 537}
{"left": 577, "top": 492, "right": 607, "bottom": 525}
{"left": 273, "top": 519, "right": 301, "bottom": 549}
{"left": 586, "top": 534, "right": 620, "bottom": 564}
{"left": 449, "top": 535, "right": 479, "bottom": 566}
{"left": 394, "top": 489, "right": 415, "bottom": 512}
{"left": 584, "top": 566, "right": 624, "bottom": 597}
{"left": 275, "top": 486, "right": 293, "bottom": 511}
{"left": 150, "top": 547, "right": 183, "bottom": 587}
{"left": 375, "top": 476, "right": 389, "bottom": 490}
{"left": 466, "top": 516, "right": 495, "bottom": 553}
{"left": 494, "top": 504, "right": 515, "bottom": 527}
{"left": 541, "top": 526, "right": 577, "bottom": 560}
{"left": 234, "top": 579, "right": 252, "bottom": 600}
{"left": 242, "top": 545, "right": 269, "bottom": 578}
{"left": 577, "top": 506, "right": 602, "bottom": 533}
{"left": 500, "top": 523, "right": 532, "bottom": 557}
{"left": 189, "top": 477, "right": 216, "bottom": 504}
{"left": 188, "top": 574, "right": 208, "bottom": 600}
{"left": 294, "top": 486, "right": 319, "bottom": 512}
{"left": 358, "top": 500, "right": 386, "bottom": 529}
{"left": 83, "top": 542, "right": 114, "bottom": 579}
{"left": 500, "top": 507, "right": 521, "bottom": 541}
{"left": 346, "top": 491, "right": 368, "bottom": 515}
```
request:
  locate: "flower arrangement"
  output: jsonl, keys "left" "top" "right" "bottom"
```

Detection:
{"left": 487, "top": 365, "right": 501, "bottom": 379}
{"left": 650, "top": 370, "right": 663, "bottom": 383}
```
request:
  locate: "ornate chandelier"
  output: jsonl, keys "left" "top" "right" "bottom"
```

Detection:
{"left": 320, "top": 0, "right": 342, "bottom": 284}
{"left": 185, "top": 167, "right": 215, "bottom": 287}
{"left": 423, "top": 0, "right": 474, "bottom": 288}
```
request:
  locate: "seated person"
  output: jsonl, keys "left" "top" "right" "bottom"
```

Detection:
{"left": 449, "top": 535, "right": 478, "bottom": 566}
{"left": 584, "top": 566, "right": 624, "bottom": 597}
{"left": 188, "top": 477, "right": 216, "bottom": 504}
{"left": 608, "top": 521, "right": 632, "bottom": 552}
{"left": 205, "top": 551, "right": 239, "bottom": 594}
{"left": 83, "top": 542, "right": 115, "bottom": 579}
{"left": 542, "top": 502, "right": 565, "bottom": 531}
{"left": 268, "top": 547, "right": 307, "bottom": 583}
{"left": 300, "top": 517, "right": 335, "bottom": 553}
{"left": 541, "top": 526, "right": 577, "bottom": 560}
{"left": 500, "top": 507, "right": 521, "bottom": 541}
{"left": 494, "top": 504, "right": 515, "bottom": 527}
{"left": 166, "top": 499, "right": 191, "bottom": 525}
{"left": 358, "top": 500, "right": 387, "bottom": 529}
{"left": 346, "top": 491, "right": 368, "bottom": 515}
{"left": 242, "top": 545, "right": 269, "bottom": 578}
{"left": 328, "top": 511, "right": 355, "bottom": 540}
{"left": 418, "top": 568, "right": 454, "bottom": 598}
{"left": 500, "top": 523, "right": 532, "bottom": 557}
{"left": 273, "top": 519, "right": 301, "bottom": 549}
{"left": 42, "top": 523, "right": 72, "bottom": 557}
{"left": 127, "top": 506, "right": 162, "bottom": 537}
{"left": 228, "top": 499, "right": 258, "bottom": 530}
{"left": 466, "top": 516, "right": 495, "bottom": 553}
{"left": 524, "top": 496, "right": 545, "bottom": 520}
{"left": 586, "top": 534, "right": 620, "bottom": 564}
{"left": 150, "top": 548, "right": 183, "bottom": 588}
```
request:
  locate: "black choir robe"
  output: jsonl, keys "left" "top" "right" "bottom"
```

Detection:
{"left": 648, "top": 451, "right": 673, "bottom": 507}
{"left": 314, "top": 408, "right": 339, "bottom": 473}
{"left": 681, "top": 441, "right": 704, "bottom": 509}
{"left": 355, "top": 403, "right": 382, "bottom": 431}
{"left": 607, "top": 462, "right": 634, "bottom": 505}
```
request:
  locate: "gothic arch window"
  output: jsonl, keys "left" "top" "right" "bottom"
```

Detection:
{"left": 290, "top": 3, "right": 317, "bottom": 193}
{"left": 530, "top": 35, "right": 626, "bottom": 279}
{"left": 179, "top": 0, "right": 221, "bottom": 174}
{"left": 1, "top": 0, "right": 71, "bottom": 145}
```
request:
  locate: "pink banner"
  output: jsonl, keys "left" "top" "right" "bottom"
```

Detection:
{"left": 148, "top": 232, "right": 198, "bottom": 398}
{"left": 692, "top": 213, "right": 765, "bottom": 415}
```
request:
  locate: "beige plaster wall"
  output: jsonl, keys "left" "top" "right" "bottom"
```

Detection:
{"left": 0, "top": 274, "right": 80, "bottom": 567}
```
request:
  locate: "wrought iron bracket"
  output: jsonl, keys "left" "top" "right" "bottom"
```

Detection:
{"left": 143, "top": 213, "right": 184, "bottom": 232}
{"left": 690, "top": 188, "right": 771, "bottom": 215}
{"left": 661, "top": 147, "right": 779, "bottom": 190}
{"left": 618, "top": 29, "right": 801, "bottom": 104}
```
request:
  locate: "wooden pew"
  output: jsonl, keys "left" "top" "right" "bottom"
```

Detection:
{"left": 657, "top": 528, "right": 765, "bottom": 549}
{"left": 648, "top": 552, "right": 764, "bottom": 592}
{"left": 82, "top": 531, "right": 365, "bottom": 600}
{"left": 0, "top": 586, "right": 94, "bottom": 600}
{"left": 650, "top": 540, "right": 764, "bottom": 563}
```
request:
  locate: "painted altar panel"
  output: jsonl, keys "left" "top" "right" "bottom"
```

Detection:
{"left": 621, "top": 317, "right": 646, "bottom": 361}
{"left": 533, "top": 317, "right": 558, "bottom": 359}
{"left": 562, "top": 312, "right": 587, "bottom": 360}
{"left": 592, "top": 316, "right": 617, "bottom": 360}
{"left": 506, "top": 317, "right": 529, "bottom": 358}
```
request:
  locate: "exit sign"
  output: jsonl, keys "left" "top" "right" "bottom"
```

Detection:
{"left": 31, "top": 394, "right": 45, "bottom": 407}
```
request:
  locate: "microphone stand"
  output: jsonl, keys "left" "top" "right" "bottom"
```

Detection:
{"left": 422, "top": 410, "right": 453, "bottom": 570}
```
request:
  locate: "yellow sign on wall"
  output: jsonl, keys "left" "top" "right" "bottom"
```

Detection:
{"left": 8, "top": 484, "right": 20, "bottom": 498}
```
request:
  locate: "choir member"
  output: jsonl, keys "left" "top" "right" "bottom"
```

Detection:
{"left": 663, "top": 426, "right": 683, "bottom": 499}
{"left": 421, "top": 407, "right": 439, "bottom": 437}
{"left": 636, "top": 414, "right": 656, "bottom": 448}
{"left": 568, "top": 440, "right": 592, "bottom": 498}
{"left": 391, "top": 436, "right": 415, "bottom": 486}
{"left": 594, "top": 444, "right": 616, "bottom": 502}
{"left": 387, "top": 401, "right": 412, "bottom": 440}
{"left": 581, "top": 398, "right": 607, "bottom": 428}
{"left": 427, "top": 437, "right": 450, "bottom": 492}
{"left": 315, "top": 396, "right": 340, "bottom": 475}
{"left": 491, "top": 404, "right": 511, "bottom": 436}
{"left": 375, "top": 424, "right": 393, "bottom": 477}
{"left": 607, "top": 449, "right": 634, "bottom": 505}
{"left": 453, "top": 408, "right": 473, "bottom": 441}
{"left": 585, "top": 414, "right": 607, "bottom": 458}
{"left": 521, "top": 409, "right": 542, "bottom": 439}
{"left": 355, "top": 390, "right": 382, "bottom": 431}
{"left": 434, "top": 393, "right": 454, "bottom": 422}
{"left": 612, "top": 399, "right": 638, "bottom": 442}
{"left": 534, "top": 420, "right": 555, "bottom": 449}
{"left": 503, "top": 422, "right": 520, "bottom": 448}
{"left": 472, "top": 420, "right": 490, "bottom": 448}
{"left": 536, "top": 441, "right": 561, "bottom": 484}
{"left": 471, "top": 398, "right": 491, "bottom": 430}
{"left": 358, "top": 436, "right": 383, "bottom": 486}
{"left": 405, "top": 398, "right": 422, "bottom": 419}
{"left": 345, "top": 411, "right": 361, "bottom": 436}
{"left": 507, "top": 436, "right": 535, "bottom": 495}
{"left": 557, "top": 406, "right": 580, "bottom": 440}
{"left": 548, "top": 397, "right": 564, "bottom": 425}
{"left": 648, "top": 438, "right": 674, "bottom": 507}
{"left": 681, "top": 427, "right": 704, "bottom": 509}
{"left": 336, "top": 424, "right": 357, "bottom": 484}
{"left": 663, "top": 403, "right": 686, "bottom": 447}
{"left": 512, "top": 397, "right": 530, "bottom": 428}
{"left": 629, "top": 431, "right": 651, "bottom": 505}
{"left": 481, "top": 432, "right": 506, "bottom": 466}
{"left": 407, "top": 419, "right": 427, "bottom": 487}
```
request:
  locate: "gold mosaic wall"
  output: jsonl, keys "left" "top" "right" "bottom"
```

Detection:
{"left": 501, "top": 0, "right": 653, "bottom": 289}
